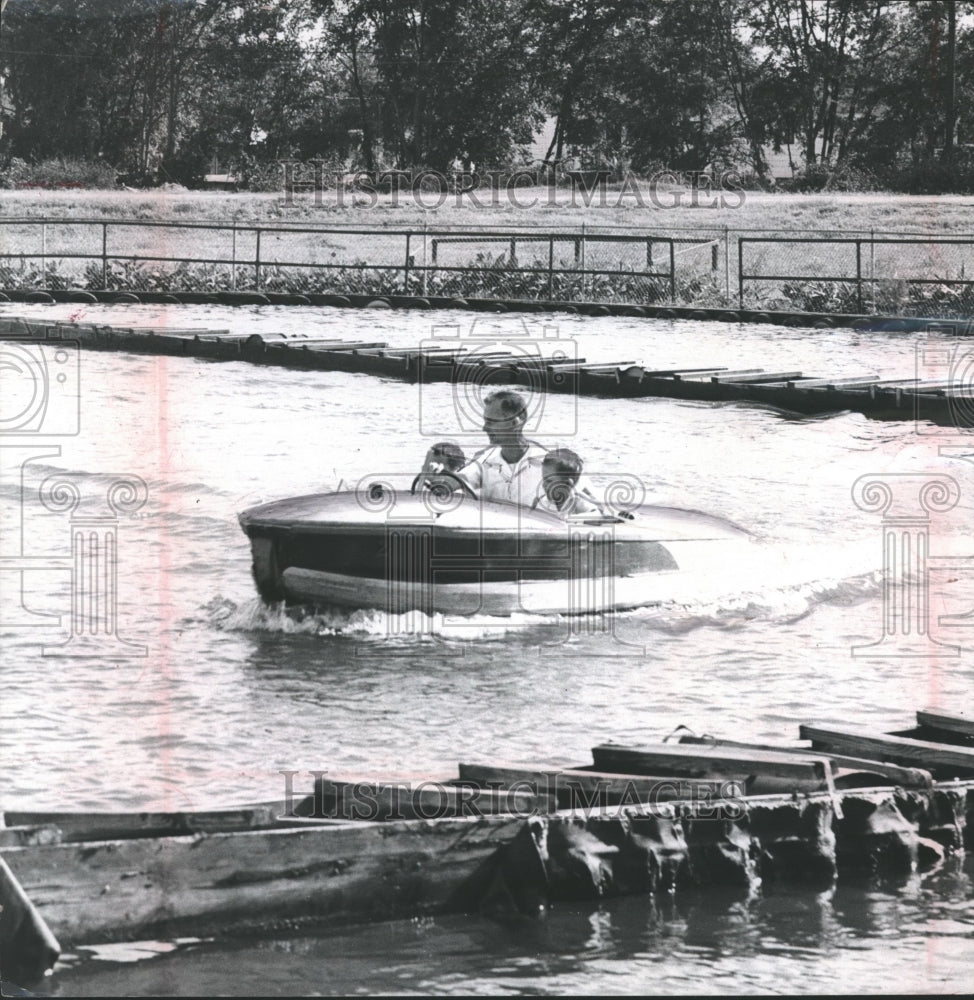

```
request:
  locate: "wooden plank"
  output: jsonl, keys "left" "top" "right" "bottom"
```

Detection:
{"left": 871, "top": 378, "right": 934, "bottom": 388}
{"left": 578, "top": 362, "right": 638, "bottom": 374}
{"left": 142, "top": 326, "right": 220, "bottom": 340}
{"left": 799, "top": 724, "right": 974, "bottom": 777}
{"left": 303, "top": 778, "right": 553, "bottom": 821}
{"left": 673, "top": 368, "right": 763, "bottom": 381}
{"left": 590, "top": 743, "right": 832, "bottom": 794}
{"left": 0, "top": 855, "right": 61, "bottom": 981}
{"left": 639, "top": 366, "right": 731, "bottom": 377}
{"left": 312, "top": 341, "right": 389, "bottom": 353}
{"left": 270, "top": 338, "right": 383, "bottom": 349}
{"left": 712, "top": 371, "right": 804, "bottom": 384}
{"left": 1, "top": 813, "right": 526, "bottom": 947}
{"left": 2, "top": 805, "right": 279, "bottom": 843}
{"left": 787, "top": 375, "right": 880, "bottom": 389}
{"left": 677, "top": 735, "right": 932, "bottom": 788}
{"left": 916, "top": 709, "right": 974, "bottom": 739}
{"left": 456, "top": 763, "right": 744, "bottom": 808}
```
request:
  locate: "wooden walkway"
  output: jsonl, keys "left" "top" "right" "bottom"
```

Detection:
{"left": 2, "top": 316, "right": 971, "bottom": 427}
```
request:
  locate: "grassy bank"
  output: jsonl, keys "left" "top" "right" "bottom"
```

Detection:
{"left": 2, "top": 187, "right": 974, "bottom": 236}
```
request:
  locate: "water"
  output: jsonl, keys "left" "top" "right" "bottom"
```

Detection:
{"left": 2, "top": 302, "right": 973, "bottom": 994}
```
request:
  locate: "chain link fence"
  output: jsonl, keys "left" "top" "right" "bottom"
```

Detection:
{"left": 2, "top": 219, "right": 973, "bottom": 316}
{"left": 738, "top": 234, "right": 974, "bottom": 317}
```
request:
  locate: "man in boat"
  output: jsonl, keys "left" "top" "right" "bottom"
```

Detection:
{"left": 455, "top": 389, "right": 549, "bottom": 506}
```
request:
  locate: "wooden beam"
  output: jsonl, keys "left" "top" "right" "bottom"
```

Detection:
{"left": 799, "top": 724, "right": 974, "bottom": 777}
{"left": 2, "top": 806, "right": 279, "bottom": 843}
{"left": 1, "top": 814, "right": 526, "bottom": 948}
{"left": 0, "top": 855, "right": 61, "bottom": 981}
{"left": 456, "top": 763, "right": 743, "bottom": 808}
{"left": 916, "top": 709, "right": 974, "bottom": 740}
{"left": 677, "top": 736, "right": 932, "bottom": 788}
{"left": 673, "top": 368, "right": 762, "bottom": 381}
{"left": 590, "top": 743, "right": 832, "bottom": 794}
{"left": 303, "top": 778, "right": 553, "bottom": 821}
{"left": 712, "top": 371, "right": 805, "bottom": 384}
{"left": 787, "top": 375, "right": 879, "bottom": 389}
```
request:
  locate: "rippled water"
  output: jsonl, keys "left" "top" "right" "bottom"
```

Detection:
{"left": 2, "top": 302, "right": 973, "bottom": 994}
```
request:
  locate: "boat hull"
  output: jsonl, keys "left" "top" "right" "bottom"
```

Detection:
{"left": 238, "top": 489, "right": 754, "bottom": 616}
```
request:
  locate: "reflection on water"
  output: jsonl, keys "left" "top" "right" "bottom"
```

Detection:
{"left": 45, "top": 856, "right": 974, "bottom": 997}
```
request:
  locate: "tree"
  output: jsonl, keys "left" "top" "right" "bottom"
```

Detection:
{"left": 317, "top": 0, "right": 542, "bottom": 170}
{"left": 745, "top": 0, "right": 896, "bottom": 167}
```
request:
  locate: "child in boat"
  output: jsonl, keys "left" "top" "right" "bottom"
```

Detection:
{"left": 421, "top": 441, "right": 466, "bottom": 475}
{"left": 415, "top": 441, "right": 467, "bottom": 493}
{"left": 533, "top": 448, "right": 602, "bottom": 516}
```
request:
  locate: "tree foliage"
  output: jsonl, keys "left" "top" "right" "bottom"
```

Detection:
{"left": 2, "top": 0, "right": 974, "bottom": 187}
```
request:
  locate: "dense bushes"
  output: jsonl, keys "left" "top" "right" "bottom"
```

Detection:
{"left": 779, "top": 277, "right": 974, "bottom": 317}
{"left": 0, "top": 251, "right": 719, "bottom": 306}
{"left": 0, "top": 157, "right": 119, "bottom": 189}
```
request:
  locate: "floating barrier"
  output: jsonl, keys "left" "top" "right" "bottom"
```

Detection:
{"left": 1, "top": 316, "right": 970, "bottom": 427}
{"left": 1, "top": 709, "right": 972, "bottom": 982}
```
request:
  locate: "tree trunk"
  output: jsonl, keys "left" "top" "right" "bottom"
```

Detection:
{"left": 943, "top": 0, "right": 956, "bottom": 164}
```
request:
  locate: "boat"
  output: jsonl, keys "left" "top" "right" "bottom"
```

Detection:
{"left": 237, "top": 477, "right": 756, "bottom": 616}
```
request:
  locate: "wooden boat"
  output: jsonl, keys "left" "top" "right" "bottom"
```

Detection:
{"left": 237, "top": 483, "right": 755, "bottom": 616}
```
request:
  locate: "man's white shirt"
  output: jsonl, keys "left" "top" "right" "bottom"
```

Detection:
{"left": 459, "top": 443, "right": 548, "bottom": 505}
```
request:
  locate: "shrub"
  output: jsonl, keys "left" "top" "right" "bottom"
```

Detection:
{"left": 0, "top": 157, "right": 118, "bottom": 189}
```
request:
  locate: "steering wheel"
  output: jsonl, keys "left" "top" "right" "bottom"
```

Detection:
{"left": 410, "top": 472, "right": 478, "bottom": 499}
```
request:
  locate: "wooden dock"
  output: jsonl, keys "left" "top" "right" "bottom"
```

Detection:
{"left": 1, "top": 316, "right": 970, "bottom": 427}
{"left": 2, "top": 709, "right": 974, "bottom": 983}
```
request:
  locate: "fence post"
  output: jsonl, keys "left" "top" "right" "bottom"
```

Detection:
{"left": 856, "top": 239, "right": 863, "bottom": 314}
{"left": 711, "top": 241, "right": 718, "bottom": 273}
{"left": 102, "top": 223, "right": 108, "bottom": 290}
{"left": 422, "top": 224, "right": 428, "bottom": 296}
{"left": 737, "top": 238, "right": 744, "bottom": 308}
{"left": 231, "top": 224, "right": 237, "bottom": 291}
{"left": 255, "top": 229, "right": 261, "bottom": 291}
{"left": 581, "top": 223, "right": 587, "bottom": 298}
{"left": 870, "top": 229, "right": 875, "bottom": 312}
{"left": 404, "top": 232, "right": 411, "bottom": 293}
{"left": 646, "top": 239, "right": 653, "bottom": 269}
{"left": 724, "top": 226, "right": 730, "bottom": 300}
{"left": 669, "top": 239, "right": 675, "bottom": 305}
{"left": 548, "top": 236, "right": 554, "bottom": 299}
{"left": 40, "top": 222, "right": 46, "bottom": 280}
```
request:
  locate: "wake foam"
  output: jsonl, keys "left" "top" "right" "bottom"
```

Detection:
{"left": 202, "top": 537, "right": 883, "bottom": 640}
{"left": 202, "top": 595, "right": 554, "bottom": 640}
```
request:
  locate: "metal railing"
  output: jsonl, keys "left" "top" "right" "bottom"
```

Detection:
{"left": 2, "top": 219, "right": 974, "bottom": 316}
{"left": 0, "top": 220, "right": 678, "bottom": 305}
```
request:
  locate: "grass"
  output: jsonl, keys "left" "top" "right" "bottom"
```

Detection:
{"left": 3, "top": 186, "right": 974, "bottom": 237}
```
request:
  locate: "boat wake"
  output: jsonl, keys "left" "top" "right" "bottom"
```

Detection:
{"left": 203, "top": 537, "right": 882, "bottom": 640}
